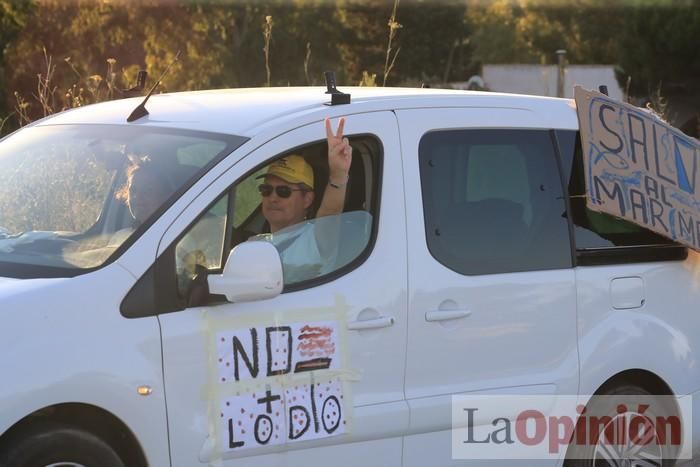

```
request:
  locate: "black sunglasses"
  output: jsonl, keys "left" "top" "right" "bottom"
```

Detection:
{"left": 258, "top": 184, "right": 308, "bottom": 198}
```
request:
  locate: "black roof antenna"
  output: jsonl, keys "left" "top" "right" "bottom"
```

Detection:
{"left": 127, "top": 50, "right": 182, "bottom": 123}
{"left": 324, "top": 71, "right": 351, "bottom": 105}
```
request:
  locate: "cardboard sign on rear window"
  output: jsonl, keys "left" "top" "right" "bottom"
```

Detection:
{"left": 575, "top": 86, "right": 700, "bottom": 251}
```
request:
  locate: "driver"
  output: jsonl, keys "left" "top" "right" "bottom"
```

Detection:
{"left": 254, "top": 117, "right": 352, "bottom": 282}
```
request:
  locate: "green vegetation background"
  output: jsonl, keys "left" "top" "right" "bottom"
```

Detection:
{"left": 1, "top": 0, "right": 700, "bottom": 135}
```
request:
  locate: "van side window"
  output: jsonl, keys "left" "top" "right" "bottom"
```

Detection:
{"left": 175, "top": 194, "right": 228, "bottom": 296}
{"left": 232, "top": 137, "right": 379, "bottom": 287}
{"left": 555, "top": 130, "right": 678, "bottom": 250}
{"left": 175, "top": 135, "right": 380, "bottom": 299}
{"left": 419, "top": 129, "right": 571, "bottom": 275}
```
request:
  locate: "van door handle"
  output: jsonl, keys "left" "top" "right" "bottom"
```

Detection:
{"left": 347, "top": 316, "right": 395, "bottom": 331}
{"left": 425, "top": 310, "right": 472, "bottom": 322}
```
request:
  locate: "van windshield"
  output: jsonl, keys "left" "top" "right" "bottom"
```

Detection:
{"left": 0, "top": 124, "right": 245, "bottom": 278}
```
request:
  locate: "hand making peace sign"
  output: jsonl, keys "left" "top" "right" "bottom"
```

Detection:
{"left": 325, "top": 117, "right": 352, "bottom": 186}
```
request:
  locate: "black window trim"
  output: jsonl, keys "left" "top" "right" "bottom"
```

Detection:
{"left": 551, "top": 129, "right": 578, "bottom": 268}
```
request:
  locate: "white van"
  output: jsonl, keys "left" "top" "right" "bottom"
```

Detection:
{"left": 0, "top": 87, "right": 697, "bottom": 467}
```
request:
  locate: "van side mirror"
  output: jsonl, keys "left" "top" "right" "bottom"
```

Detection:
{"left": 208, "top": 240, "right": 283, "bottom": 303}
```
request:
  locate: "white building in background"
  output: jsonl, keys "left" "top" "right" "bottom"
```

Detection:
{"left": 454, "top": 64, "right": 624, "bottom": 101}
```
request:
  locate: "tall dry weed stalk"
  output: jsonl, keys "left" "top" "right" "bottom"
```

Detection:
{"left": 382, "top": 0, "right": 402, "bottom": 87}
{"left": 13, "top": 92, "right": 30, "bottom": 127}
{"left": 304, "top": 42, "right": 313, "bottom": 86}
{"left": 263, "top": 15, "right": 273, "bottom": 87}
{"left": 359, "top": 71, "right": 377, "bottom": 87}
{"left": 646, "top": 82, "right": 670, "bottom": 122}
{"left": 0, "top": 114, "right": 13, "bottom": 135}
{"left": 11, "top": 53, "right": 127, "bottom": 128}
{"left": 34, "top": 48, "right": 57, "bottom": 117}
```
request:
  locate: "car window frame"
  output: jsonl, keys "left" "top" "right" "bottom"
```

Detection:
{"left": 418, "top": 127, "right": 574, "bottom": 276}
{"left": 122, "top": 132, "right": 384, "bottom": 318}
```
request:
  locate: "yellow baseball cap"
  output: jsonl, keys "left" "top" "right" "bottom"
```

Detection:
{"left": 258, "top": 155, "right": 314, "bottom": 189}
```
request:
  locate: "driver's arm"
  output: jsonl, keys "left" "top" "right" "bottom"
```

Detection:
{"left": 314, "top": 118, "right": 352, "bottom": 257}
{"left": 316, "top": 117, "right": 351, "bottom": 219}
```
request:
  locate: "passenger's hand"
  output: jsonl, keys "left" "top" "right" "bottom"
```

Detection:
{"left": 325, "top": 117, "right": 352, "bottom": 185}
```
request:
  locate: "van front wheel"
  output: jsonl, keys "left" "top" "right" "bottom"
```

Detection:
{"left": 0, "top": 421, "right": 125, "bottom": 467}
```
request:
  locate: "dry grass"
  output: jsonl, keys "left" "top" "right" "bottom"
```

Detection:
{"left": 263, "top": 15, "right": 273, "bottom": 87}
{"left": 382, "top": 0, "right": 402, "bottom": 87}
{"left": 10, "top": 48, "right": 132, "bottom": 129}
{"left": 2, "top": 8, "right": 403, "bottom": 131}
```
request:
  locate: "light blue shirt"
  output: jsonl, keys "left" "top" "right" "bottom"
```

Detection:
{"left": 256, "top": 221, "right": 335, "bottom": 284}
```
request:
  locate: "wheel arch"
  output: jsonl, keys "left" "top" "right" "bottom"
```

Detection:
{"left": 0, "top": 402, "right": 148, "bottom": 467}
{"left": 592, "top": 368, "right": 681, "bottom": 433}
{"left": 595, "top": 368, "right": 675, "bottom": 396}
{"left": 564, "top": 369, "right": 682, "bottom": 465}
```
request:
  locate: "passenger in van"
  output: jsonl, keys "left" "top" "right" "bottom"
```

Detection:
{"left": 104, "top": 157, "right": 176, "bottom": 248}
{"left": 61, "top": 157, "right": 176, "bottom": 267}
{"left": 112, "top": 157, "right": 221, "bottom": 293}
{"left": 116, "top": 156, "right": 175, "bottom": 225}
{"left": 255, "top": 118, "right": 352, "bottom": 281}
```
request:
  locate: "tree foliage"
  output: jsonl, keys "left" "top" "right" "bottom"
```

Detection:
{"left": 2, "top": 0, "right": 700, "bottom": 132}
{"left": 465, "top": 0, "right": 700, "bottom": 97}
{"left": 0, "top": 0, "right": 33, "bottom": 121}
